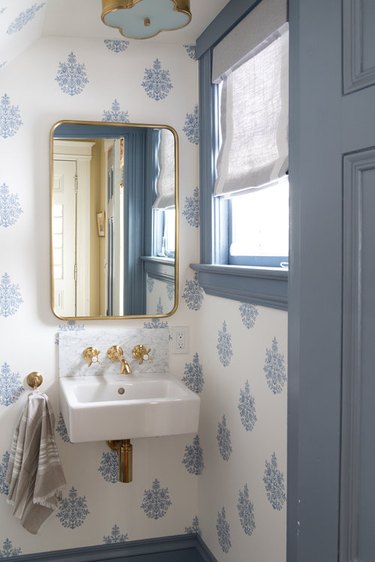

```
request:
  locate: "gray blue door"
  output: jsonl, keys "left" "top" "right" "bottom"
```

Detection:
{"left": 288, "top": 0, "right": 375, "bottom": 560}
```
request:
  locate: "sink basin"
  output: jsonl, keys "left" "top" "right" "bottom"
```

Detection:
{"left": 59, "top": 374, "right": 200, "bottom": 442}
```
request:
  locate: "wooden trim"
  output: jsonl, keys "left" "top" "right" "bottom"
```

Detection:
{"left": 8, "top": 535, "right": 216, "bottom": 562}
{"left": 142, "top": 256, "right": 175, "bottom": 283}
{"left": 191, "top": 263, "right": 288, "bottom": 310}
{"left": 196, "top": 0, "right": 262, "bottom": 58}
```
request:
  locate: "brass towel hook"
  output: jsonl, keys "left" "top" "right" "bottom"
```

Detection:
{"left": 26, "top": 371, "right": 43, "bottom": 390}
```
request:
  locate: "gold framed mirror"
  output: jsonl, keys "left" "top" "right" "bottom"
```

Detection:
{"left": 50, "top": 120, "right": 178, "bottom": 320}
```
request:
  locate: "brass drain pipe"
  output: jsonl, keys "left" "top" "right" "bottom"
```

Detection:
{"left": 107, "top": 439, "right": 133, "bottom": 483}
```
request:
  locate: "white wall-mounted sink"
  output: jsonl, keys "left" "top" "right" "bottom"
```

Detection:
{"left": 59, "top": 374, "right": 200, "bottom": 443}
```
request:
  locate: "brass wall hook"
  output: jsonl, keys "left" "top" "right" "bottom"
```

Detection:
{"left": 26, "top": 371, "right": 43, "bottom": 390}
{"left": 83, "top": 347, "right": 101, "bottom": 367}
{"left": 132, "top": 344, "right": 151, "bottom": 364}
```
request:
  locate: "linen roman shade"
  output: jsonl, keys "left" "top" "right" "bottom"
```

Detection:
{"left": 153, "top": 128, "right": 175, "bottom": 209}
{"left": 213, "top": 0, "right": 288, "bottom": 196}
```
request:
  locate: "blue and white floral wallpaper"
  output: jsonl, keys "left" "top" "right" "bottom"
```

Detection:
{"left": 0, "top": 2, "right": 287, "bottom": 561}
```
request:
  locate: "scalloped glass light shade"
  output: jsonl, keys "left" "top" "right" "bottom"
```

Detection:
{"left": 102, "top": 0, "right": 192, "bottom": 39}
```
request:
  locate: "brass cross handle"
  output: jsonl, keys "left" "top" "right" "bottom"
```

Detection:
{"left": 83, "top": 347, "right": 101, "bottom": 367}
{"left": 132, "top": 344, "right": 151, "bottom": 364}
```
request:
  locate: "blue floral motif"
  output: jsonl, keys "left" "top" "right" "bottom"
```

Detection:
{"left": 183, "top": 45, "right": 197, "bottom": 60}
{"left": 98, "top": 450, "right": 119, "bottom": 483}
{"left": 217, "top": 415, "right": 232, "bottom": 461}
{"left": 147, "top": 277, "right": 154, "bottom": 293}
{"left": 0, "top": 363, "right": 24, "bottom": 406}
{"left": 0, "top": 538, "right": 22, "bottom": 557}
{"left": 239, "top": 302, "right": 259, "bottom": 329}
{"left": 216, "top": 507, "right": 231, "bottom": 553}
{"left": 238, "top": 380, "right": 257, "bottom": 431}
{"left": 185, "top": 515, "right": 201, "bottom": 535}
{"left": 141, "top": 59, "right": 173, "bottom": 101}
{"left": 237, "top": 484, "right": 256, "bottom": 536}
{"left": 0, "top": 183, "right": 23, "bottom": 227}
{"left": 0, "top": 62, "right": 7, "bottom": 70}
{"left": 56, "top": 413, "right": 70, "bottom": 443}
{"left": 0, "top": 94, "right": 23, "bottom": 139}
{"left": 0, "top": 451, "right": 10, "bottom": 496}
{"left": 141, "top": 479, "right": 171, "bottom": 519}
{"left": 144, "top": 318, "right": 169, "bottom": 329}
{"left": 182, "top": 435, "right": 204, "bottom": 475}
{"left": 182, "top": 186, "right": 199, "bottom": 228}
{"left": 0, "top": 8, "right": 6, "bottom": 16}
{"left": 183, "top": 105, "right": 199, "bottom": 145}
{"left": 264, "top": 337, "right": 286, "bottom": 394}
{"left": 58, "top": 320, "right": 85, "bottom": 334}
{"left": 56, "top": 487, "right": 89, "bottom": 529}
{"left": 182, "top": 273, "right": 204, "bottom": 311}
{"left": 182, "top": 353, "right": 204, "bottom": 394}
{"left": 104, "top": 39, "right": 129, "bottom": 53}
{"left": 166, "top": 282, "right": 174, "bottom": 302}
{"left": 217, "top": 321, "right": 233, "bottom": 367}
{"left": 55, "top": 52, "right": 89, "bottom": 96}
{"left": 156, "top": 297, "right": 163, "bottom": 314}
{"left": 0, "top": 274, "right": 23, "bottom": 317}
{"left": 56, "top": 321, "right": 85, "bottom": 344}
{"left": 103, "top": 524, "right": 128, "bottom": 544}
{"left": 263, "top": 452, "right": 286, "bottom": 511}
{"left": 102, "top": 99, "right": 129, "bottom": 122}
{"left": 6, "top": 3, "right": 45, "bottom": 34}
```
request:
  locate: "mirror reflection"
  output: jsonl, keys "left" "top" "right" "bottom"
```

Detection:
{"left": 50, "top": 121, "right": 178, "bottom": 320}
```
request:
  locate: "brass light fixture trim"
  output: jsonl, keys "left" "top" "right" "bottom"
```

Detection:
{"left": 101, "top": 0, "right": 192, "bottom": 40}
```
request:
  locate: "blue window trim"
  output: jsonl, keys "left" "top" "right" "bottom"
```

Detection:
{"left": 192, "top": 0, "right": 288, "bottom": 311}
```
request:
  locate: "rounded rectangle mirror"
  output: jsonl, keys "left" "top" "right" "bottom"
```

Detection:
{"left": 50, "top": 120, "right": 178, "bottom": 320}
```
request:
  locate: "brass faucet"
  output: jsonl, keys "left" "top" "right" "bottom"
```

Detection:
{"left": 107, "top": 345, "right": 132, "bottom": 375}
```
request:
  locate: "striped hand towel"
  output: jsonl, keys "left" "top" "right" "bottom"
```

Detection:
{"left": 6, "top": 391, "right": 66, "bottom": 534}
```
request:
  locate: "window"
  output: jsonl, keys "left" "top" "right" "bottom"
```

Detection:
{"left": 151, "top": 128, "right": 176, "bottom": 259}
{"left": 214, "top": 18, "right": 289, "bottom": 268}
{"left": 152, "top": 207, "right": 175, "bottom": 258}
{"left": 229, "top": 176, "right": 289, "bottom": 267}
{"left": 193, "top": 0, "right": 289, "bottom": 310}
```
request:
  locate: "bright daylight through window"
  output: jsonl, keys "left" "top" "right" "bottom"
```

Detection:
{"left": 229, "top": 176, "right": 289, "bottom": 267}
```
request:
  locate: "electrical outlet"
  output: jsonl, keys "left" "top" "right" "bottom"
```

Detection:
{"left": 171, "top": 326, "right": 189, "bottom": 354}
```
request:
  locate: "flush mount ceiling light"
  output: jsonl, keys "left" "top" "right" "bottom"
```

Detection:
{"left": 101, "top": 0, "right": 192, "bottom": 40}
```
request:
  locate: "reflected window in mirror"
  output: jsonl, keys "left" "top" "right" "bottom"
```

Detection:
{"left": 152, "top": 207, "right": 175, "bottom": 258}
{"left": 152, "top": 128, "right": 176, "bottom": 259}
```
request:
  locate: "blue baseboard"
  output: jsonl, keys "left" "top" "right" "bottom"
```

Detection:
{"left": 6, "top": 534, "right": 216, "bottom": 562}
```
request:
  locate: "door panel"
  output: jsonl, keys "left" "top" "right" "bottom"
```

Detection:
{"left": 342, "top": 152, "right": 375, "bottom": 562}
{"left": 288, "top": 0, "right": 375, "bottom": 561}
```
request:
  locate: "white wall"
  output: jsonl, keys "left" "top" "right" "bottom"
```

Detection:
{"left": 0, "top": 30, "right": 287, "bottom": 562}
{"left": 0, "top": 35, "right": 200, "bottom": 555}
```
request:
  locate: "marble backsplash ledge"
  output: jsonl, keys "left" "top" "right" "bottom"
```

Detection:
{"left": 58, "top": 328, "right": 170, "bottom": 377}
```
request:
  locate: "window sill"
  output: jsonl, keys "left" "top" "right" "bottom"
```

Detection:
{"left": 190, "top": 263, "right": 288, "bottom": 310}
{"left": 141, "top": 256, "right": 175, "bottom": 283}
